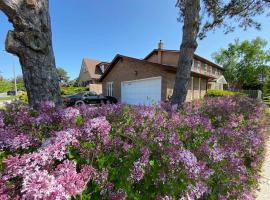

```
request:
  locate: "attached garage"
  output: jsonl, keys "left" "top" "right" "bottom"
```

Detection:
{"left": 121, "top": 77, "right": 161, "bottom": 105}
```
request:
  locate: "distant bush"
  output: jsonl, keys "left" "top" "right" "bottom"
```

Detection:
{"left": 18, "top": 91, "right": 28, "bottom": 104}
{"left": 206, "top": 89, "right": 244, "bottom": 97}
{"left": 61, "top": 86, "right": 88, "bottom": 95}
{"left": 0, "top": 80, "right": 12, "bottom": 93}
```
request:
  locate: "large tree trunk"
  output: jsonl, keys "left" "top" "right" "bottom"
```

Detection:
{"left": 0, "top": 0, "right": 62, "bottom": 108}
{"left": 171, "top": 0, "right": 200, "bottom": 106}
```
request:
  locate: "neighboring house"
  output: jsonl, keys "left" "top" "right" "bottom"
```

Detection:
{"left": 99, "top": 41, "right": 227, "bottom": 105}
{"left": 77, "top": 58, "right": 109, "bottom": 94}
{"left": 77, "top": 58, "right": 109, "bottom": 87}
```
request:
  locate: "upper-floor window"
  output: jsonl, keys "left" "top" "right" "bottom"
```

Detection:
{"left": 209, "top": 66, "right": 213, "bottom": 74}
{"left": 215, "top": 68, "right": 219, "bottom": 75}
{"left": 83, "top": 64, "right": 87, "bottom": 73}
{"left": 191, "top": 60, "right": 195, "bottom": 71}
{"left": 212, "top": 68, "right": 216, "bottom": 75}
{"left": 100, "top": 65, "right": 105, "bottom": 73}
{"left": 197, "top": 62, "right": 201, "bottom": 73}
{"left": 203, "top": 64, "right": 207, "bottom": 73}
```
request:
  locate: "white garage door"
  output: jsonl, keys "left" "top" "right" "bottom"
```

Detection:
{"left": 121, "top": 77, "right": 162, "bottom": 105}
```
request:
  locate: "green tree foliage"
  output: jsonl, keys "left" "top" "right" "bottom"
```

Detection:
{"left": 171, "top": 0, "right": 270, "bottom": 105}
{"left": 57, "top": 67, "right": 69, "bottom": 84}
{"left": 0, "top": 79, "right": 12, "bottom": 93}
{"left": 213, "top": 37, "right": 270, "bottom": 90}
{"left": 263, "top": 79, "right": 270, "bottom": 96}
{"left": 11, "top": 76, "right": 25, "bottom": 91}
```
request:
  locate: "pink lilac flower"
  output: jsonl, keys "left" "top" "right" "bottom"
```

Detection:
{"left": 181, "top": 182, "right": 209, "bottom": 200}
{"left": 22, "top": 170, "right": 69, "bottom": 200}
{"left": 83, "top": 117, "right": 111, "bottom": 145}
{"left": 54, "top": 160, "right": 90, "bottom": 197}
{"left": 109, "top": 189, "right": 127, "bottom": 200}
{"left": 129, "top": 147, "right": 150, "bottom": 183}
{"left": 156, "top": 195, "right": 173, "bottom": 200}
{"left": 61, "top": 107, "right": 80, "bottom": 122}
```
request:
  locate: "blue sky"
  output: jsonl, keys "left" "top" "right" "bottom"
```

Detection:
{"left": 0, "top": 0, "right": 269, "bottom": 80}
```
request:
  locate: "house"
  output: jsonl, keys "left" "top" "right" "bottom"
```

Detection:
{"left": 77, "top": 58, "right": 109, "bottom": 93}
{"left": 77, "top": 58, "right": 109, "bottom": 86}
{"left": 99, "top": 41, "right": 227, "bottom": 105}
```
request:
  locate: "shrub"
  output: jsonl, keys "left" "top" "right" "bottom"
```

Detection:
{"left": 61, "top": 86, "right": 88, "bottom": 95}
{"left": 0, "top": 96, "right": 267, "bottom": 199}
{"left": 18, "top": 91, "right": 28, "bottom": 104}
{"left": 206, "top": 89, "right": 244, "bottom": 97}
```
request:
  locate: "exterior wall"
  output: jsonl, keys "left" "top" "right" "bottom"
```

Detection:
{"left": 145, "top": 51, "right": 223, "bottom": 78}
{"left": 102, "top": 58, "right": 209, "bottom": 103}
{"left": 102, "top": 59, "right": 168, "bottom": 102}
{"left": 165, "top": 72, "right": 207, "bottom": 102}
{"left": 89, "top": 84, "right": 102, "bottom": 94}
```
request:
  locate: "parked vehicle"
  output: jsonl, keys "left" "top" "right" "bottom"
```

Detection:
{"left": 63, "top": 92, "right": 117, "bottom": 106}
{"left": 7, "top": 91, "right": 16, "bottom": 96}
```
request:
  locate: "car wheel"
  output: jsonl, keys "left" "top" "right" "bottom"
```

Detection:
{"left": 75, "top": 100, "right": 85, "bottom": 106}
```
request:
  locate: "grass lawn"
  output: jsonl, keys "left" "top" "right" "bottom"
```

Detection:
{"left": 0, "top": 96, "right": 18, "bottom": 102}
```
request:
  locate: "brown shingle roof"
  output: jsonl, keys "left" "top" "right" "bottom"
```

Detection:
{"left": 83, "top": 58, "right": 104, "bottom": 80}
{"left": 144, "top": 49, "right": 224, "bottom": 71}
{"left": 99, "top": 54, "right": 216, "bottom": 82}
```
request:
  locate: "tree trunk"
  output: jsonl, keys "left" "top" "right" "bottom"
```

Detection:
{"left": 171, "top": 0, "right": 200, "bottom": 106}
{"left": 0, "top": 0, "right": 62, "bottom": 108}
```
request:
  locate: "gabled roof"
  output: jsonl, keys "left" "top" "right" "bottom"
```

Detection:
{"left": 82, "top": 58, "right": 106, "bottom": 79}
{"left": 144, "top": 49, "right": 224, "bottom": 71}
{"left": 99, "top": 54, "right": 216, "bottom": 82}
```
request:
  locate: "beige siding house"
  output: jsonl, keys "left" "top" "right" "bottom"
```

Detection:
{"left": 77, "top": 58, "right": 109, "bottom": 87}
{"left": 77, "top": 58, "right": 109, "bottom": 94}
{"left": 99, "top": 41, "right": 226, "bottom": 105}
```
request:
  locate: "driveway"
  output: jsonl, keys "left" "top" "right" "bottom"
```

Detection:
{"left": 257, "top": 140, "right": 270, "bottom": 199}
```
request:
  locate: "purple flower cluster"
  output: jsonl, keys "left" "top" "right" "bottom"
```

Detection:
{"left": 0, "top": 96, "right": 268, "bottom": 199}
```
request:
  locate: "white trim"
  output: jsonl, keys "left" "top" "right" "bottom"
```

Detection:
{"left": 216, "top": 75, "right": 228, "bottom": 84}
{"left": 199, "top": 77, "right": 201, "bottom": 98}
{"left": 191, "top": 77, "right": 194, "bottom": 100}
{"left": 122, "top": 76, "right": 162, "bottom": 84}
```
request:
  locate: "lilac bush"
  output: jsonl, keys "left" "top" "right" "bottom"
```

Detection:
{"left": 0, "top": 96, "right": 268, "bottom": 200}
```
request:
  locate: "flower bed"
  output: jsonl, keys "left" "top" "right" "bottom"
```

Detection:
{"left": 0, "top": 96, "right": 268, "bottom": 199}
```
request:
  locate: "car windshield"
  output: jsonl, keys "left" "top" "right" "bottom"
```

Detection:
{"left": 67, "top": 93, "right": 84, "bottom": 98}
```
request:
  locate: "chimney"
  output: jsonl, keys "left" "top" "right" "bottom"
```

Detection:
{"left": 158, "top": 40, "right": 164, "bottom": 50}
{"left": 157, "top": 40, "right": 163, "bottom": 64}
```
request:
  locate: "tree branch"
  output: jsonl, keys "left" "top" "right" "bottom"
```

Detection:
{"left": 0, "top": 0, "right": 22, "bottom": 19}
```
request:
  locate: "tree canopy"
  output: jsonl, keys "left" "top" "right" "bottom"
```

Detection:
{"left": 213, "top": 37, "right": 270, "bottom": 89}
{"left": 57, "top": 67, "right": 69, "bottom": 84}
{"left": 172, "top": 0, "right": 270, "bottom": 105}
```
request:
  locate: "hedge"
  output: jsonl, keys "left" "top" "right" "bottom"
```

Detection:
{"left": 206, "top": 89, "right": 244, "bottom": 97}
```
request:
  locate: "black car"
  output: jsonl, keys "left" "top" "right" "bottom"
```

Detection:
{"left": 7, "top": 90, "right": 16, "bottom": 96}
{"left": 63, "top": 92, "right": 117, "bottom": 106}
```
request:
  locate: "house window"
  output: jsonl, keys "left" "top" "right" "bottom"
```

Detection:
{"left": 106, "top": 82, "right": 113, "bottom": 96}
{"left": 83, "top": 64, "right": 87, "bottom": 73}
{"left": 197, "top": 62, "right": 201, "bottom": 73}
{"left": 100, "top": 65, "right": 105, "bottom": 73}
{"left": 213, "top": 68, "right": 217, "bottom": 76}
{"left": 203, "top": 64, "right": 207, "bottom": 73}
{"left": 191, "top": 60, "right": 194, "bottom": 71}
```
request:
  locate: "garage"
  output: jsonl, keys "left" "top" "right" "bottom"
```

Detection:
{"left": 121, "top": 77, "right": 162, "bottom": 105}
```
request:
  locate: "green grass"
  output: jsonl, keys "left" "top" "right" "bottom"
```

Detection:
{"left": 0, "top": 96, "right": 18, "bottom": 102}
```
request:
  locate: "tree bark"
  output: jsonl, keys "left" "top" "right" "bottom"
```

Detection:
{"left": 171, "top": 0, "right": 200, "bottom": 106}
{"left": 0, "top": 0, "right": 62, "bottom": 108}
